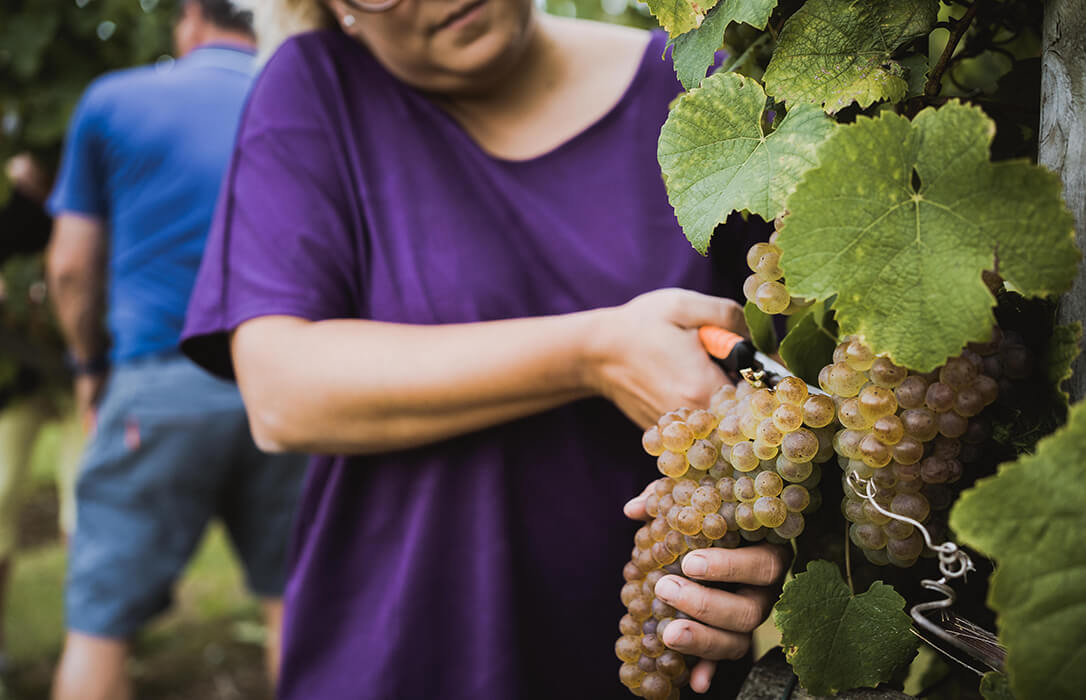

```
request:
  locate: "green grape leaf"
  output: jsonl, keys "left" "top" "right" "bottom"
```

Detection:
{"left": 779, "top": 303, "right": 836, "bottom": 386}
{"left": 777, "top": 101, "right": 1079, "bottom": 372}
{"left": 671, "top": 0, "right": 778, "bottom": 90}
{"left": 900, "top": 53, "right": 930, "bottom": 98}
{"left": 645, "top": 0, "right": 721, "bottom": 38}
{"left": 950, "top": 400, "right": 1086, "bottom": 700}
{"left": 744, "top": 300, "right": 778, "bottom": 355}
{"left": 775, "top": 560, "right": 918, "bottom": 695}
{"left": 980, "top": 672, "right": 1015, "bottom": 700}
{"left": 1046, "top": 322, "right": 1081, "bottom": 401}
{"left": 763, "top": 0, "right": 938, "bottom": 113}
{"left": 659, "top": 72, "right": 836, "bottom": 253}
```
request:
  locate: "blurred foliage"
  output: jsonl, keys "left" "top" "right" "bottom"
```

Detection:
{"left": 0, "top": 0, "right": 178, "bottom": 193}
{"left": 543, "top": 0, "right": 658, "bottom": 30}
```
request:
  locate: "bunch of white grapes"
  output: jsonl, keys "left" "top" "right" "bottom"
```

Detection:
{"left": 617, "top": 377, "right": 834, "bottom": 698}
{"left": 822, "top": 338, "right": 1001, "bottom": 567}
{"left": 742, "top": 216, "right": 811, "bottom": 316}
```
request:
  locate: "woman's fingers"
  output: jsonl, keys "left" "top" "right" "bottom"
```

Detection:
{"left": 667, "top": 290, "right": 748, "bottom": 335}
{"left": 623, "top": 482, "right": 657, "bottom": 521}
{"left": 657, "top": 615, "right": 751, "bottom": 661}
{"left": 654, "top": 576, "right": 777, "bottom": 633}
{"left": 689, "top": 659, "right": 717, "bottom": 694}
{"left": 680, "top": 543, "right": 791, "bottom": 586}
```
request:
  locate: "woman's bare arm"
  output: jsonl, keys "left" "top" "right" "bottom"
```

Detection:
{"left": 231, "top": 288, "right": 746, "bottom": 454}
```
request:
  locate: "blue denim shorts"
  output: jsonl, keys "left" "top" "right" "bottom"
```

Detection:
{"left": 66, "top": 353, "right": 307, "bottom": 639}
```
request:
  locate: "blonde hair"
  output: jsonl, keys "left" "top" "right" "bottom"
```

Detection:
{"left": 253, "top": 0, "right": 334, "bottom": 61}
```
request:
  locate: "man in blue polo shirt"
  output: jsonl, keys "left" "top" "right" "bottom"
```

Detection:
{"left": 46, "top": 3, "right": 305, "bottom": 698}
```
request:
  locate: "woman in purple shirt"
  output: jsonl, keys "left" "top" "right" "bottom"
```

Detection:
{"left": 182, "top": 1, "right": 788, "bottom": 698}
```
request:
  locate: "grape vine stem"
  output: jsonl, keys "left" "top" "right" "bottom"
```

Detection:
{"left": 844, "top": 524, "right": 854, "bottom": 595}
{"left": 923, "top": 2, "right": 980, "bottom": 98}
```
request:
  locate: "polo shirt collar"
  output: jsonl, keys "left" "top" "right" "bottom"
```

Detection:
{"left": 180, "top": 43, "right": 256, "bottom": 73}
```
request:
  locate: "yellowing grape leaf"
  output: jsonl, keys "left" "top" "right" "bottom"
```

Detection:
{"left": 670, "top": 0, "right": 778, "bottom": 90}
{"left": 777, "top": 101, "right": 1078, "bottom": 372}
{"left": 775, "top": 560, "right": 917, "bottom": 695}
{"left": 950, "top": 400, "right": 1086, "bottom": 700}
{"left": 763, "top": 0, "right": 938, "bottom": 113}
{"left": 645, "top": 0, "right": 721, "bottom": 38}
{"left": 658, "top": 72, "right": 836, "bottom": 254}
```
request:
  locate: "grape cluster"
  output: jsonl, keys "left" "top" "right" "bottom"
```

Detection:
{"left": 822, "top": 338, "right": 1001, "bottom": 567}
{"left": 742, "top": 216, "right": 810, "bottom": 316}
{"left": 617, "top": 377, "right": 833, "bottom": 698}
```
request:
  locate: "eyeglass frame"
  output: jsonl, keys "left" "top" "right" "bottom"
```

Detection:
{"left": 342, "top": 0, "right": 403, "bottom": 12}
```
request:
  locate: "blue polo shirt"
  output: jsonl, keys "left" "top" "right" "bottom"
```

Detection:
{"left": 49, "top": 44, "right": 256, "bottom": 363}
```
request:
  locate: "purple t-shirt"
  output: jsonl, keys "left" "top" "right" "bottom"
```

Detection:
{"left": 183, "top": 28, "right": 755, "bottom": 700}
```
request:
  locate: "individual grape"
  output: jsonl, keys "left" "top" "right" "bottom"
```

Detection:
{"left": 833, "top": 429, "right": 865, "bottom": 460}
{"left": 701, "top": 512, "right": 728, "bottom": 539}
{"left": 801, "top": 395, "right": 835, "bottom": 428}
{"left": 657, "top": 411, "right": 684, "bottom": 429}
{"left": 883, "top": 518, "right": 914, "bottom": 540}
{"left": 638, "top": 655, "right": 657, "bottom": 674}
{"left": 939, "top": 357, "right": 978, "bottom": 389}
{"left": 754, "top": 470, "right": 784, "bottom": 497}
{"left": 657, "top": 451, "right": 688, "bottom": 478}
{"left": 931, "top": 436, "right": 961, "bottom": 459}
{"left": 814, "top": 428, "right": 836, "bottom": 462}
{"left": 671, "top": 479, "right": 697, "bottom": 506}
{"left": 858, "top": 385, "right": 898, "bottom": 422}
{"left": 686, "top": 439, "right": 718, "bottom": 470}
{"left": 872, "top": 467, "right": 897, "bottom": 491}
{"left": 651, "top": 541, "right": 677, "bottom": 565}
{"left": 638, "top": 672, "right": 670, "bottom": 700}
{"left": 842, "top": 498, "right": 867, "bottom": 523}
{"left": 850, "top": 522, "right": 888, "bottom": 550}
{"left": 859, "top": 433, "right": 892, "bottom": 468}
{"left": 649, "top": 517, "right": 670, "bottom": 542}
{"left": 894, "top": 375, "right": 928, "bottom": 409}
{"left": 818, "top": 365, "right": 834, "bottom": 394}
{"left": 890, "top": 492, "right": 931, "bottom": 522}
{"left": 750, "top": 389, "right": 779, "bottom": 420}
{"left": 953, "top": 387, "right": 984, "bottom": 417}
{"left": 974, "top": 375, "right": 999, "bottom": 406}
{"left": 628, "top": 594, "right": 653, "bottom": 621}
{"left": 642, "top": 426, "right": 665, "bottom": 456}
{"left": 751, "top": 437, "right": 777, "bottom": 460}
{"left": 634, "top": 526, "right": 653, "bottom": 550}
{"left": 729, "top": 440, "right": 755, "bottom": 473}
{"left": 772, "top": 402, "right": 804, "bottom": 432}
{"left": 664, "top": 530, "right": 686, "bottom": 556}
{"left": 754, "top": 496, "right": 788, "bottom": 528}
{"left": 734, "top": 476, "right": 758, "bottom": 503}
{"left": 623, "top": 561, "right": 644, "bottom": 583}
{"left": 717, "top": 502, "right": 738, "bottom": 531}
{"left": 743, "top": 273, "right": 764, "bottom": 303}
{"left": 756, "top": 418, "right": 784, "bottom": 446}
{"left": 871, "top": 414, "right": 905, "bottom": 445}
{"left": 861, "top": 499, "right": 891, "bottom": 526}
{"left": 755, "top": 281, "right": 790, "bottom": 315}
{"left": 616, "top": 635, "right": 642, "bottom": 663}
{"left": 869, "top": 357, "right": 907, "bottom": 388}
{"left": 755, "top": 249, "right": 784, "bottom": 280}
{"left": 716, "top": 476, "right": 737, "bottom": 502}
{"left": 780, "top": 428, "right": 819, "bottom": 462}
{"left": 621, "top": 581, "right": 642, "bottom": 606}
{"left": 619, "top": 663, "right": 646, "bottom": 689}
{"left": 746, "top": 241, "right": 777, "bottom": 270}
{"left": 774, "top": 376, "right": 809, "bottom": 405}
{"left": 845, "top": 339, "right": 875, "bottom": 371}
{"left": 735, "top": 502, "right": 760, "bottom": 530}
{"left": 924, "top": 383, "right": 955, "bottom": 413}
{"left": 828, "top": 362, "right": 867, "bottom": 397}
{"left": 676, "top": 506, "right": 703, "bottom": 536}
{"left": 656, "top": 651, "right": 686, "bottom": 680}
{"left": 714, "top": 414, "right": 744, "bottom": 446}
{"left": 900, "top": 408, "right": 939, "bottom": 441}
{"left": 886, "top": 531, "right": 924, "bottom": 561}
{"left": 738, "top": 411, "right": 761, "bottom": 440}
{"left": 781, "top": 484, "right": 810, "bottom": 512}
{"left": 838, "top": 398, "right": 872, "bottom": 430}
{"left": 891, "top": 435, "right": 923, "bottom": 464}
{"left": 620, "top": 613, "right": 641, "bottom": 636}
{"left": 686, "top": 410, "right": 718, "bottom": 439}
{"left": 692, "top": 486, "right": 722, "bottom": 514}
{"left": 661, "top": 422, "right": 695, "bottom": 452}
{"left": 776, "top": 456, "right": 814, "bottom": 483}
{"left": 774, "top": 512, "right": 805, "bottom": 539}
{"left": 654, "top": 478, "right": 675, "bottom": 498}
{"left": 936, "top": 410, "right": 968, "bottom": 438}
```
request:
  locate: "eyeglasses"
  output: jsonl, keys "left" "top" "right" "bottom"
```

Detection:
{"left": 343, "top": 0, "right": 402, "bottom": 12}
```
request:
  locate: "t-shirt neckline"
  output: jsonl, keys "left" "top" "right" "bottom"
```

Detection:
{"left": 407, "top": 30, "right": 661, "bottom": 167}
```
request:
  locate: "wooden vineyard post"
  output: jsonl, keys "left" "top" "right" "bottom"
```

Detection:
{"left": 1041, "top": 0, "right": 1086, "bottom": 402}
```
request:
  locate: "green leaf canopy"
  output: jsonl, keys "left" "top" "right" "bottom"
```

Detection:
{"left": 670, "top": 0, "right": 778, "bottom": 90}
{"left": 775, "top": 560, "right": 918, "bottom": 695}
{"left": 763, "top": 0, "right": 938, "bottom": 113}
{"left": 950, "top": 400, "right": 1086, "bottom": 700}
{"left": 777, "top": 101, "right": 1078, "bottom": 372}
{"left": 658, "top": 72, "right": 835, "bottom": 253}
{"left": 644, "top": 0, "right": 721, "bottom": 38}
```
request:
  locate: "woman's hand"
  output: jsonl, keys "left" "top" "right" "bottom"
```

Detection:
{"left": 585, "top": 289, "right": 747, "bottom": 429}
{"left": 624, "top": 491, "right": 791, "bottom": 694}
